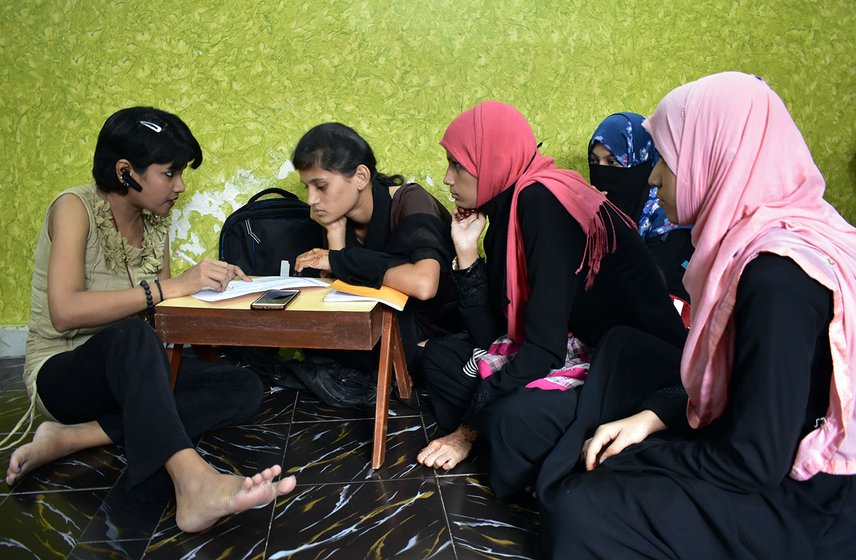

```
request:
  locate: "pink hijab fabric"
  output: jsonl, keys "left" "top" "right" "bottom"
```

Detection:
{"left": 441, "top": 101, "right": 625, "bottom": 342}
{"left": 644, "top": 72, "right": 856, "bottom": 480}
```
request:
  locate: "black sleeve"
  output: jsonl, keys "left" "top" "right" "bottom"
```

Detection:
{"left": 329, "top": 213, "right": 453, "bottom": 288}
{"left": 616, "top": 254, "right": 833, "bottom": 492}
{"left": 465, "top": 186, "right": 585, "bottom": 418}
{"left": 640, "top": 385, "right": 691, "bottom": 432}
{"left": 451, "top": 258, "right": 503, "bottom": 347}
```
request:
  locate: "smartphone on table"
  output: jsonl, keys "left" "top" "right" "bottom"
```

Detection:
{"left": 250, "top": 289, "right": 300, "bottom": 310}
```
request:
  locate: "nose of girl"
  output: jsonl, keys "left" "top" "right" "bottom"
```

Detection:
{"left": 648, "top": 166, "right": 660, "bottom": 187}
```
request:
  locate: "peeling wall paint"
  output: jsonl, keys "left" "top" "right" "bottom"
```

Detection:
{"left": 169, "top": 168, "right": 280, "bottom": 267}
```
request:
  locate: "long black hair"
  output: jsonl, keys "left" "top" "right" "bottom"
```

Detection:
{"left": 92, "top": 106, "right": 202, "bottom": 194}
{"left": 292, "top": 122, "right": 404, "bottom": 187}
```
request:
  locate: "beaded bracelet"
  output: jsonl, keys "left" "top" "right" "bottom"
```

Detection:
{"left": 153, "top": 277, "right": 165, "bottom": 303}
{"left": 139, "top": 279, "right": 154, "bottom": 315}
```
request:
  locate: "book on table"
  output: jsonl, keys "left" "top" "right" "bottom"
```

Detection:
{"left": 323, "top": 280, "right": 409, "bottom": 311}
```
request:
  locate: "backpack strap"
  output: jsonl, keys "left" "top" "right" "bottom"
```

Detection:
{"left": 247, "top": 188, "right": 299, "bottom": 204}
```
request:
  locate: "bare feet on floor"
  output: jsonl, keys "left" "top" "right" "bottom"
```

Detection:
{"left": 5, "top": 421, "right": 111, "bottom": 486}
{"left": 416, "top": 424, "right": 477, "bottom": 471}
{"left": 173, "top": 463, "right": 297, "bottom": 533}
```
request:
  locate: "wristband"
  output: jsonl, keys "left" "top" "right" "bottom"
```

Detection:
{"left": 153, "top": 277, "right": 165, "bottom": 303}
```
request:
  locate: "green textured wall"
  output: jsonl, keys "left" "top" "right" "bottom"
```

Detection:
{"left": 1, "top": 0, "right": 854, "bottom": 326}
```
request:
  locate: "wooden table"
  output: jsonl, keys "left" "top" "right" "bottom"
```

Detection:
{"left": 153, "top": 285, "right": 412, "bottom": 468}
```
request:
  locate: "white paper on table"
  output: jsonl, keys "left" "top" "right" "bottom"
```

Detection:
{"left": 322, "top": 290, "right": 406, "bottom": 311}
{"left": 323, "top": 291, "right": 374, "bottom": 304}
{"left": 191, "top": 276, "right": 327, "bottom": 302}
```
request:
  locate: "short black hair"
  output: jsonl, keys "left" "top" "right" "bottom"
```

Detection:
{"left": 92, "top": 107, "right": 203, "bottom": 194}
{"left": 292, "top": 122, "right": 403, "bottom": 188}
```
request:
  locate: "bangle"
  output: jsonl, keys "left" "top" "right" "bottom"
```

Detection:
{"left": 452, "top": 256, "right": 479, "bottom": 272}
{"left": 153, "top": 277, "right": 165, "bottom": 303}
{"left": 139, "top": 279, "right": 154, "bottom": 314}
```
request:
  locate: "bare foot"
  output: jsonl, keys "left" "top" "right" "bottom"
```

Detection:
{"left": 417, "top": 424, "right": 477, "bottom": 471}
{"left": 173, "top": 462, "right": 297, "bottom": 533}
{"left": 6, "top": 421, "right": 111, "bottom": 486}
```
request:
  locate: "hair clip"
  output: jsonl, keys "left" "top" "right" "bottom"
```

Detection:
{"left": 139, "top": 120, "right": 163, "bottom": 133}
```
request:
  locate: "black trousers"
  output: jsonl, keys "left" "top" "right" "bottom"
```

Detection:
{"left": 37, "top": 318, "right": 263, "bottom": 491}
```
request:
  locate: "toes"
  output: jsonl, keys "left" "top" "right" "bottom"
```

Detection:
{"left": 276, "top": 475, "right": 297, "bottom": 495}
{"left": 257, "top": 466, "right": 277, "bottom": 481}
{"left": 247, "top": 465, "right": 285, "bottom": 487}
{"left": 6, "top": 462, "right": 22, "bottom": 486}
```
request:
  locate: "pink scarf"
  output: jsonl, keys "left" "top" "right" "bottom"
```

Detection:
{"left": 441, "top": 101, "right": 626, "bottom": 342}
{"left": 644, "top": 72, "right": 856, "bottom": 479}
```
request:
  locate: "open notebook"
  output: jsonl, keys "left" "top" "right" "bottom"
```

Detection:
{"left": 323, "top": 280, "right": 409, "bottom": 311}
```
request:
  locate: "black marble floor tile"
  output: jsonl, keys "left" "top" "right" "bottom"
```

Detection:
{"left": 0, "top": 358, "right": 25, "bottom": 391}
{"left": 283, "top": 417, "right": 434, "bottom": 484}
{"left": 244, "top": 385, "right": 297, "bottom": 426}
{"left": 0, "top": 390, "right": 34, "bottom": 434}
{"left": 0, "top": 488, "right": 110, "bottom": 559}
{"left": 440, "top": 475, "right": 541, "bottom": 560}
{"left": 197, "top": 424, "right": 289, "bottom": 475}
{"left": 292, "top": 390, "right": 424, "bottom": 423}
{"left": 68, "top": 539, "right": 149, "bottom": 560}
{"left": 76, "top": 472, "right": 167, "bottom": 544}
{"left": 0, "top": 358, "right": 541, "bottom": 560}
{"left": 266, "top": 478, "right": 455, "bottom": 560}
{"left": 144, "top": 498, "right": 275, "bottom": 559}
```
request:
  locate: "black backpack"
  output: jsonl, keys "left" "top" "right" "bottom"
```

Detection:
{"left": 219, "top": 187, "right": 324, "bottom": 276}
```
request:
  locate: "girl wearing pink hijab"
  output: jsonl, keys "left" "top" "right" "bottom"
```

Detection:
{"left": 416, "top": 101, "right": 687, "bottom": 497}
{"left": 538, "top": 72, "right": 856, "bottom": 559}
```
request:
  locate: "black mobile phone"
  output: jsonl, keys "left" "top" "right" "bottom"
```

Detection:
{"left": 250, "top": 289, "right": 300, "bottom": 310}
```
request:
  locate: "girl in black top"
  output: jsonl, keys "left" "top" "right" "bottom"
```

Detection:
{"left": 293, "top": 123, "right": 460, "bottom": 373}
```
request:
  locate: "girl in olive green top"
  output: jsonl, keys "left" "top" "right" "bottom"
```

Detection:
{"left": 2, "top": 107, "right": 296, "bottom": 533}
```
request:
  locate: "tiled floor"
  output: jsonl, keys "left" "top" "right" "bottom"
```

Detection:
{"left": 0, "top": 356, "right": 541, "bottom": 559}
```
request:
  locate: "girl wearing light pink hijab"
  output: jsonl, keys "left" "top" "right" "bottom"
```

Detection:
{"left": 538, "top": 72, "right": 856, "bottom": 559}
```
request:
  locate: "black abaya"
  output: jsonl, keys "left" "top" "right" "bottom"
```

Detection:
{"left": 538, "top": 254, "right": 856, "bottom": 559}
{"left": 421, "top": 183, "right": 687, "bottom": 497}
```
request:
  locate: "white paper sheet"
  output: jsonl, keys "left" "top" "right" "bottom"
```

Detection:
{"left": 191, "top": 276, "right": 328, "bottom": 302}
{"left": 322, "top": 290, "right": 404, "bottom": 311}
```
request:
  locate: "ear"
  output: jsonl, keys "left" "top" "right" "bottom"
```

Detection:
{"left": 353, "top": 164, "right": 371, "bottom": 191}
{"left": 115, "top": 159, "right": 133, "bottom": 180}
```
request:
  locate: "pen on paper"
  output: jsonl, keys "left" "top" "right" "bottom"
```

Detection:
{"left": 174, "top": 250, "right": 197, "bottom": 266}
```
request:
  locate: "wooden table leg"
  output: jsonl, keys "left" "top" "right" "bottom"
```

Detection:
{"left": 389, "top": 312, "right": 412, "bottom": 400}
{"left": 372, "top": 308, "right": 396, "bottom": 468}
{"left": 166, "top": 344, "right": 183, "bottom": 389}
